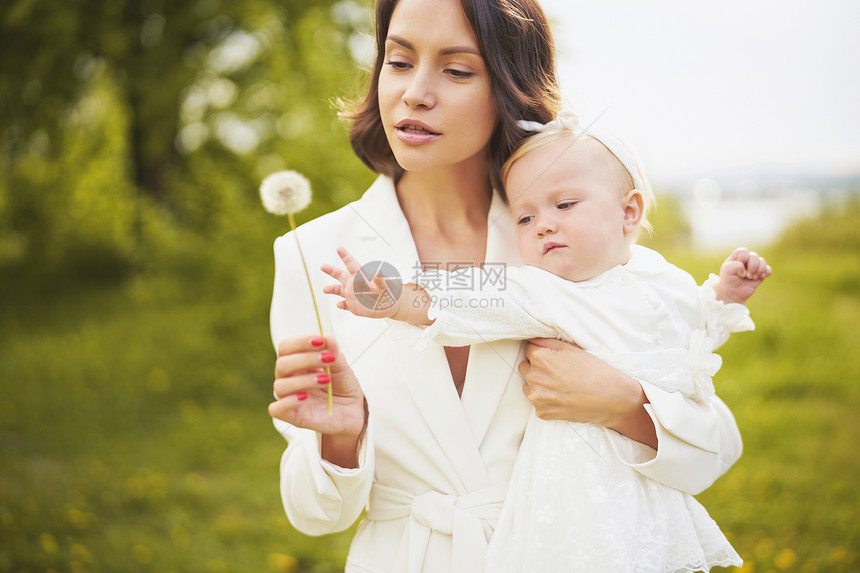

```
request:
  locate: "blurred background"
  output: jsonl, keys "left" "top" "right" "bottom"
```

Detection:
{"left": 0, "top": 1, "right": 857, "bottom": 572}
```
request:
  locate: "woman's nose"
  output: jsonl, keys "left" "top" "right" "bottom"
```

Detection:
{"left": 402, "top": 69, "right": 435, "bottom": 109}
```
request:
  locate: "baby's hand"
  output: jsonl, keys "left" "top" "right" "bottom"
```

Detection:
{"left": 321, "top": 247, "right": 403, "bottom": 319}
{"left": 715, "top": 247, "right": 772, "bottom": 304}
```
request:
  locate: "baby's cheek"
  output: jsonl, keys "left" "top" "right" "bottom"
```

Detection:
{"left": 517, "top": 236, "right": 539, "bottom": 267}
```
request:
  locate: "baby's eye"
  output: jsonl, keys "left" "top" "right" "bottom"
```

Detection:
{"left": 517, "top": 215, "right": 533, "bottom": 225}
{"left": 557, "top": 201, "right": 577, "bottom": 210}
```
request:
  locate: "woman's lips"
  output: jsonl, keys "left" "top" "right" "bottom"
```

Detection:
{"left": 395, "top": 120, "right": 441, "bottom": 145}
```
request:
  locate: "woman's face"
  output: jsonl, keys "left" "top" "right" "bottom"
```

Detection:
{"left": 378, "top": 0, "right": 497, "bottom": 175}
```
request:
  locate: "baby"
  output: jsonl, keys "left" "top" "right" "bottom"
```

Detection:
{"left": 323, "top": 116, "right": 770, "bottom": 572}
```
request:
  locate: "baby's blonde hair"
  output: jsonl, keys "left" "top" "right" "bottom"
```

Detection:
{"left": 501, "top": 130, "right": 655, "bottom": 240}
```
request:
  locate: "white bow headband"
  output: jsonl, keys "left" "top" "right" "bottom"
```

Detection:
{"left": 517, "top": 110, "right": 648, "bottom": 193}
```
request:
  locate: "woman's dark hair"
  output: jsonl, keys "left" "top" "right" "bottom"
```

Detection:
{"left": 344, "top": 0, "right": 561, "bottom": 198}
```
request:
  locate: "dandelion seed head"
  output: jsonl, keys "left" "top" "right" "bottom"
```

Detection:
{"left": 259, "top": 170, "right": 312, "bottom": 215}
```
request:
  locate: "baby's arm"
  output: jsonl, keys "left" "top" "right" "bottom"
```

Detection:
{"left": 321, "top": 247, "right": 432, "bottom": 324}
{"left": 323, "top": 248, "right": 560, "bottom": 346}
{"left": 712, "top": 247, "right": 772, "bottom": 305}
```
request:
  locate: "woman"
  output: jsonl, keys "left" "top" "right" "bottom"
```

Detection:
{"left": 268, "top": 0, "right": 742, "bottom": 571}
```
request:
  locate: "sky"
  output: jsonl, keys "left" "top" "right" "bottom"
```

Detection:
{"left": 539, "top": 0, "right": 860, "bottom": 189}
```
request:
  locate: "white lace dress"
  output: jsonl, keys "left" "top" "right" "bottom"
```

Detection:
{"left": 394, "top": 246, "right": 748, "bottom": 572}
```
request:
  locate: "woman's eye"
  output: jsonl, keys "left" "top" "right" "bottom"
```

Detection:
{"left": 385, "top": 60, "right": 411, "bottom": 70}
{"left": 446, "top": 68, "right": 474, "bottom": 79}
{"left": 517, "top": 215, "right": 533, "bottom": 225}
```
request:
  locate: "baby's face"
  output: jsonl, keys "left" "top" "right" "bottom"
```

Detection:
{"left": 506, "top": 138, "right": 634, "bottom": 282}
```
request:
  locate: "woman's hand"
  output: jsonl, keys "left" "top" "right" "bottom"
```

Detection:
{"left": 519, "top": 338, "right": 658, "bottom": 449}
{"left": 268, "top": 335, "right": 367, "bottom": 467}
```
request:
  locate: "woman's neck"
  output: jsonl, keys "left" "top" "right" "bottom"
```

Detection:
{"left": 395, "top": 163, "right": 493, "bottom": 239}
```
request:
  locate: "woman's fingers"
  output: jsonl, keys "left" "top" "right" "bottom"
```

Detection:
{"left": 276, "top": 335, "right": 341, "bottom": 370}
{"left": 267, "top": 390, "right": 323, "bottom": 421}
{"left": 277, "top": 335, "right": 327, "bottom": 357}
{"left": 268, "top": 335, "right": 366, "bottom": 438}
{"left": 273, "top": 370, "right": 331, "bottom": 399}
{"left": 276, "top": 349, "right": 338, "bottom": 378}
{"left": 275, "top": 336, "right": 349, "bottom": 375}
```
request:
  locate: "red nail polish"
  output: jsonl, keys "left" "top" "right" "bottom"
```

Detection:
{"left": 316, "top": 374, "right": 331, "bottom": 385}
{"left": 310, "top": 336, "right": 325, "bottom": 347}
{"left": 296, "top": 391, "right": 308, "bottom": 401}
{"left": 321, "top": 351, "right": 336, "bottom": 363}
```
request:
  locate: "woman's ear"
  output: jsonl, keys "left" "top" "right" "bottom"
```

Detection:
{"left": 622, "top": 189, "right": 644, "bottom": 235}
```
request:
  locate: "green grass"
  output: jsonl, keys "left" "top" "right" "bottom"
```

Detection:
{"left": 664, "top": 213, "right": 860, "bottom": 573}
{"left": 1, "top": 204, "right": 859, "bottom": 572}
{"left": 0, "top": 265, "right": 355, "bottom": 572}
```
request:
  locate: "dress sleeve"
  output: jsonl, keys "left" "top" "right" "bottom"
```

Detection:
{"left": 271, "top": 234, "right": 374, "bottom": 535}
{"left": 698, "top": 274, "right": 756, "bottom": 349}
{"left": 386, "top": 267, "right": 561, "bottom": 348}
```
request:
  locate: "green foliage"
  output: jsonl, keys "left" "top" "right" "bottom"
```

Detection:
{"left": 667, "top": 206, "right": 860, "bottom": 573}
{"left": 0, "top": 0, "right": 374, "bottom": 279}
{"left": 639, "top": 191, "right": 692, "bottom": 253}
{"left": 772, "top": 196, "right": 860, "bottom": 255}
{"left": 0, "top": 270, "right": 356, "bottom": 571}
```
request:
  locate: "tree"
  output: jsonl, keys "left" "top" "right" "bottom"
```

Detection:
{"left": 0, "top": 0, "right": 375, "bottom": 274}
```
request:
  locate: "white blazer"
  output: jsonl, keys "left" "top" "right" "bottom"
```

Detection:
{"left": 270, "top": 176, "right": 742, "bottom": 573}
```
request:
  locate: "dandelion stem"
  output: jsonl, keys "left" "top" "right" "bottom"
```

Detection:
{"left": 288, "top": 212, "right": 333, "bottom": 416}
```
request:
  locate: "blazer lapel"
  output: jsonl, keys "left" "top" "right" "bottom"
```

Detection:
{"left": 355, "top": 178, "right": 495, "bottom": 490}
{"left": 460, "top": 192, "right": 526, "bottom": 449}
{"left": 350, "top": 179, "right": 533, "bottom": 491}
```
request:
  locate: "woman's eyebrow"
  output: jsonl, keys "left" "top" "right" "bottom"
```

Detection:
{"left": 386, "top": 34, "right": 480, "bottom": 57}
{"left": 439, "top": 45, "right": 480, "bottom": 56}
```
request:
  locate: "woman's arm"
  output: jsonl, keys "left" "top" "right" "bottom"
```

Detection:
{"left": 269, "top": 335, "right": 374, "bottom": 534}
{"left": 519, "top": 338, "right": 742, "bottom": 494}
{"left": 270, "top": 336, "right": 367, "bottom": 466}
{"left": 518, "top": 338, "right": 657, "bottom": 446}
{"left": 269, "top": 234, "right": 374, "bottom": 535}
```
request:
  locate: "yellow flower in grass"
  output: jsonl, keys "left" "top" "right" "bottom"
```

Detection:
{"left": 267, "top": 553, "right": 299, "bottom": 573}
{"left": 132, "top": 544, "right": 152, "bottom": 564}
{"left": 71, "top": 544, "right": 91, "bottom": 563}
{"left": 774, "top": 548, "right": 797, "bottom": 570}
{"left": 39, "top": 533, "right": 58, "bottom": 553}
{"left": 184, "top": 472, "right": 208, "bottom": 496}
{"left": 171, "top": 525, "right": 191, "bottom": 548}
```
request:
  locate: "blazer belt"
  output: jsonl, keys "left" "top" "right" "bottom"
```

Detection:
{"left": 366, "top": 482, "right": 508, "bottom": 573}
